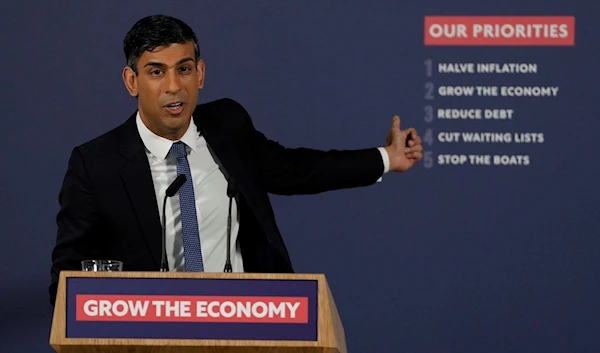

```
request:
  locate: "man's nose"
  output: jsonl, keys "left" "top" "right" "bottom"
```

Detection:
{"left": 164, "top": 71, "right": 182, "bottom": 94}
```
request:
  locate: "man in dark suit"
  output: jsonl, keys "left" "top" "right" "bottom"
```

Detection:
{"left": 49, "top": 15, "right": 423, "bottom": 306}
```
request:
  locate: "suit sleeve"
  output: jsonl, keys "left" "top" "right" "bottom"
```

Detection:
{"left": 231, "top": 100, "right": 385, "bottom": 195}
{"left": 49, "top": 147, "right": 106, "bottom": 306}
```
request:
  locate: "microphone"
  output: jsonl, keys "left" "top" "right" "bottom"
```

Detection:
{"left": 166, "top": 174, "right": 187, "bottom": 197}
{"left": 224, "top": 178, "right": 237, "bottom": 272}
{"left": 161, "top": 174, "right": 187, "bottom": 272}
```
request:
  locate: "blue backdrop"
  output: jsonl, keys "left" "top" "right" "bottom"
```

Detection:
{"left": 1, "top": 1, "right": 599, "bottom": 352}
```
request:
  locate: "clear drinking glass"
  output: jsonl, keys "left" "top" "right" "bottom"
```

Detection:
{"left": 81, "top": 260, "right": 123, "bottom": 272}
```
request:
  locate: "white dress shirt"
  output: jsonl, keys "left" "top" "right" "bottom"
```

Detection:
{"left": 136, "top": 112, "right": 390, "bottom": 272}
{"left": 136, "top": 113, "right": 244, "bottom": 272}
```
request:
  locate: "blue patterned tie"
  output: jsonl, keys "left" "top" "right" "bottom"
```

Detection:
{"left": 170, "top": 141, "right": 204, "bottom": 271}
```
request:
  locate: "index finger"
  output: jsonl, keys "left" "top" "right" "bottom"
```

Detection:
{"left": 407, "top": 128, "right": 420, "bottom": 142}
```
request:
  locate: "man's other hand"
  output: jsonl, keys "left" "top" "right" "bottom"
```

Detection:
{"left": 384, "top": 115, "right": 423, "bottom": 172}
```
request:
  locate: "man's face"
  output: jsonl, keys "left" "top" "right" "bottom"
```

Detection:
{"left": 123, "top": 42, "right": 205, "bottom": 140}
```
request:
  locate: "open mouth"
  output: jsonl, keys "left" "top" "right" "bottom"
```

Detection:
{"left": 165, "top": 102, "right": 184, "bottom": 114}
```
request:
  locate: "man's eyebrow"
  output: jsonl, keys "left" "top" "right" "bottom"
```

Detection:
{"left": 177, "top": 57, "right": 194, "bottom": 65}
{"left": 143, "top": 57, "right": 195, "bottom": 68}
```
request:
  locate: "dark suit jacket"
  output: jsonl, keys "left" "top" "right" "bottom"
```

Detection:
{"left": 49, "top": 98, "right": 384, "bottom": 305}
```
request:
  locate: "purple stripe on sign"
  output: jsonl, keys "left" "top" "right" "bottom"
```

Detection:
{"left": 66, "top": 277, "right": 318, "bottom": 341}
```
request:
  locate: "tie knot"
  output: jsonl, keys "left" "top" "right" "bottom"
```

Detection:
{"left": 170, "top": 141, "right": 187, "bottom": 160}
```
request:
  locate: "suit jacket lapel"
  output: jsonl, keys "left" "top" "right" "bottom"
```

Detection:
{"left": 118, "top": 114, "right": 163, "bottom": 268}
{"left": 192, "top": 105, "right": 273, "bottom": 239}
{"left": 193, "top": 106, "right": 237, "bottom": 182}
{"left": 192, "top": 107, "right": 264, "bottom": 217}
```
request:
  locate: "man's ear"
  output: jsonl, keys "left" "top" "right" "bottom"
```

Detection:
{"left": 122, "top": 66, "right": 139, "bottom": 97}
{"left": 196, "top": 59, "right": 206, "bottom": 89}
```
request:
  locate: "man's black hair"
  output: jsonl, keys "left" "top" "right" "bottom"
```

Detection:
{"left": 124, "top": 15, "right": 200, "bottom": 74}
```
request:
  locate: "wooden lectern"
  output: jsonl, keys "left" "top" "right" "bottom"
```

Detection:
{"left": 50, "top": 271, "right": 347, "bottom": 353}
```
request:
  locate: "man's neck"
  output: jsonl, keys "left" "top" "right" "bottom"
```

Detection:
{"left": 138, "top": 109, "right": 191, "bottom": 141}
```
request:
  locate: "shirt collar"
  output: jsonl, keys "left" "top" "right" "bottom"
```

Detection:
{"left": 135, "top": 111, "right": 198, "bottom": 160}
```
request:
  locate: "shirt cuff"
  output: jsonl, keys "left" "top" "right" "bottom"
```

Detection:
{"left": 376, "top": 147, "right": 390, "bottom": 182}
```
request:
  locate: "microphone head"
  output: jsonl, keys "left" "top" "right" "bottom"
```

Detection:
{"left": 165, "top": 174, "right": 187, "bottom": 197}
{"left": 227, "top": 178, "right": 237, "bottom": 198}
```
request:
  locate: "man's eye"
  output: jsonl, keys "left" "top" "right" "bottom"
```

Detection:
{"left": 180, "top": 67, "right": 191, "bottom": 72}
{"left": 151, "top": 69, "right": 162, "bottom": 75}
